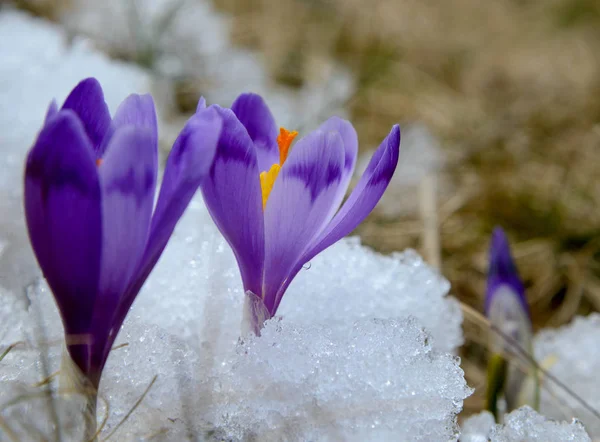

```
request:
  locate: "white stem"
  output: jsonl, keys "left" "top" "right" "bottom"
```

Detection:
{"left": 59, "top": 348, "right": 98, "bottom": 441}
{"left": 241, "top": 291, "right": 271, "bottom": 337}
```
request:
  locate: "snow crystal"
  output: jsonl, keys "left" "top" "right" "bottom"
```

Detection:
{"left": 535, "top": 314, "right": 600, "bottom": 438}
{"left": 490, "top": 406, "right": 591, "bottom": 442}
{"left": 208, "top": 317, "right": 470, "bottom": 441}
{"left": 1, "top": 278, "right": 471, "bottom": 441}
{"left": 461, "top": 408, "right": 591, "bottom": 442}
{"left": 460, "top": 411, "right": 495, "bottom": 442}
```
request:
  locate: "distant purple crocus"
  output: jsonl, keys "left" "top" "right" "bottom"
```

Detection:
{"left": 485, "top": 227, "right": 530, "bottom": 325}
{"left": 24, "top": 78, "right": 221, "bottom": 388}
{"left": 485, "top": 226, "right": 535, "bottom": 415}
{"left": 199, "top": 93, "right": 401, "bottom": 332}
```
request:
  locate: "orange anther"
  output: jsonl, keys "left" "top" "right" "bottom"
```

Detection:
{"left": 277, "top": 127, "right": 298, "bottom": 165}
{"left": 95, "top": 158, "right": 103, "bottom": 167}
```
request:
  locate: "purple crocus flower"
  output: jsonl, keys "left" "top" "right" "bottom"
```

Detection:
{"left": 199, "top": 93, "right": 401, "bottom": 332}
{"left": 24, "top": 78, "right": 221, "bottom": 388}
{"left": 485, "top": 226, "right": 535, "bottom": 415}
{"left": 485, "top": 227, "right": 530, "bottom": 325}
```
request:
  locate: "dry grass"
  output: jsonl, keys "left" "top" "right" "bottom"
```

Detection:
{"left": 10, "top": 0, "right": 72, "bottom": 20}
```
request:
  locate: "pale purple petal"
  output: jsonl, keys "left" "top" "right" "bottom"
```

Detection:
{"left": 61, "top": 78, "right": 111, "bottom": 153}
{"left": 99, "top": 94, "right": 158, "bottom": 156}
{"left": 317, "top": 116, "right": 358, "bottom": 217}
{"left": 119, "top": 107, "right": 222, "bottom": 323}
{"left": 200, "top": 106, "right": 265, "bottom": 296}
{"left": 112, "top": 94, "right": 157, "bottom": 131}
{"left": 196, "top": 96, "right": 207, "bottom": 112}
{"left": 93, "top": 126, "right": 157, "bottom": 337}
{"left": 24, "top": 110, "right": 102, "bottom": 336}
{"left": 263, "top": 130, "right": 345, "bottom": 314}
{"left": 298, "top": 124, "right": 400, "bottom": 270}
{"left": 231, "top": 93, "right": 279, "bottom": 172}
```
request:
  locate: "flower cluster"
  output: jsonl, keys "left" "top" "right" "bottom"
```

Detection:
{"left": 24, "top": 78, "right": 401, "bottom": 391}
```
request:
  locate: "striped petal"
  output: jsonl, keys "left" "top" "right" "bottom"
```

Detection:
{"left": 200, "top": 106, "right": 265, "bottom": 296}
{"left": 24, "top": 110, "right": 102, "bottom": 365}
{"left": 118, "top": 106, "right": 222, "bottom": 327}
{"left": 317, "top": 116, "right": 358, "bottom": 216}
{"left": 231, "top": 93, "right": 279, "bottom": 172}
{"left": 93, "top": 126, "right": 157, "bottom": 337}
{"left": 292, "top": 124, "right": 400, "bottom": 285}
{"left": 263, "top": 129, "right": 345, "bottom": 314}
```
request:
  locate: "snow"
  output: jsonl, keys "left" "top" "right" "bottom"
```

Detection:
{"left": 535, "top": 314, "right": 600, "bottom": 439}
{"left": 461, "top": 407, "right": 591, "bottom": 442}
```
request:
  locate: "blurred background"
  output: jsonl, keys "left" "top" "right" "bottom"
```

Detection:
{"left": 6, "top": 0, "right": 600, "bottom": 419}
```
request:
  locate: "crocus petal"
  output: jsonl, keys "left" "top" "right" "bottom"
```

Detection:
{"left": 99, "top": 94, "right": 158, "bottom": 156}
{"left": 231, "top": 93, "right": 279, "bottom": 172}
{"left": 44, "top": 99, "right": 59, "bottom": 124}
{"left": 196, "top": 96, "right": 207, "bottom": 112}
{"left": 317, "top": 116, "right": 358, "bottom": 216}
{"left": 112, "top": 94, "right": 158, "bottom": 131}
{"left": 61, "top": 78, "right": 111, "bottom": 152}
{"left": 24, "top": 110, "right": 102, "bottom": 336}
{"left": 200, "top": 106, "right": 265, "bottom": 296}
{"left": 120, "top": 107, "right": 222, "bottom": 319}
{"left": 93, "top": 126, "right": 157, "bottom": 337}
{"left": 263, "top": 130, "right": 345, "bottom": 314}
{"left": 485, "top": 227, "right": 529, "bottom": 317}
{"left": 299, "top": 124, "right": 400, "bottom": 267}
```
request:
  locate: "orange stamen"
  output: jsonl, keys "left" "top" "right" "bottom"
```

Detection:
{"left": 277, "top": 127, "right": 298, "bottom": 165}
{"left": 95, "top": 158, "right": 103, "bottom": 167}
{"left": 260, "top": 127, "right": 298, "bottom": 210}
{"left": 260, "top": 164, "right": 281, "bottom": 209}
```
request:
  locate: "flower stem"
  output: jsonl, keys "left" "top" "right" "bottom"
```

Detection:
{"left": 59, "top": 348, "right": 98, "bottom": 441}
{"left": 242, "top": 291, "right": 271, "bottom": 336}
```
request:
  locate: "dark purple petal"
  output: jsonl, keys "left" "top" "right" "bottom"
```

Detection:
{"left": 200, "top": 106, "right": 265, "bottom": 296}
{"left": 24, "top": 110, "right": 102, "bottom": 373}
{"left": 44, "top": 99, "right": 59, "bottom": 124}
{"left": 118, "top": 107, "right": 222, "bottom": 326}
{"left": 61, "top": 78, "right": 111, "bottom": 153}
{"left": 290, "top": 124, "right": 400, "bottom": 290}
{"left": 263, "top": 130, "right": 345, "bottom": 314}
{"left": 317, "top": 116, "right": 358, "bottom": 215}
{"left": 231, "top": 93, "right": 279, "bottom": 172}
{"left": 485, "top": 227, "right": 529, "bottom": 317}
{"left": 196, "top": 96, "right": 207, "bottom": 112}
